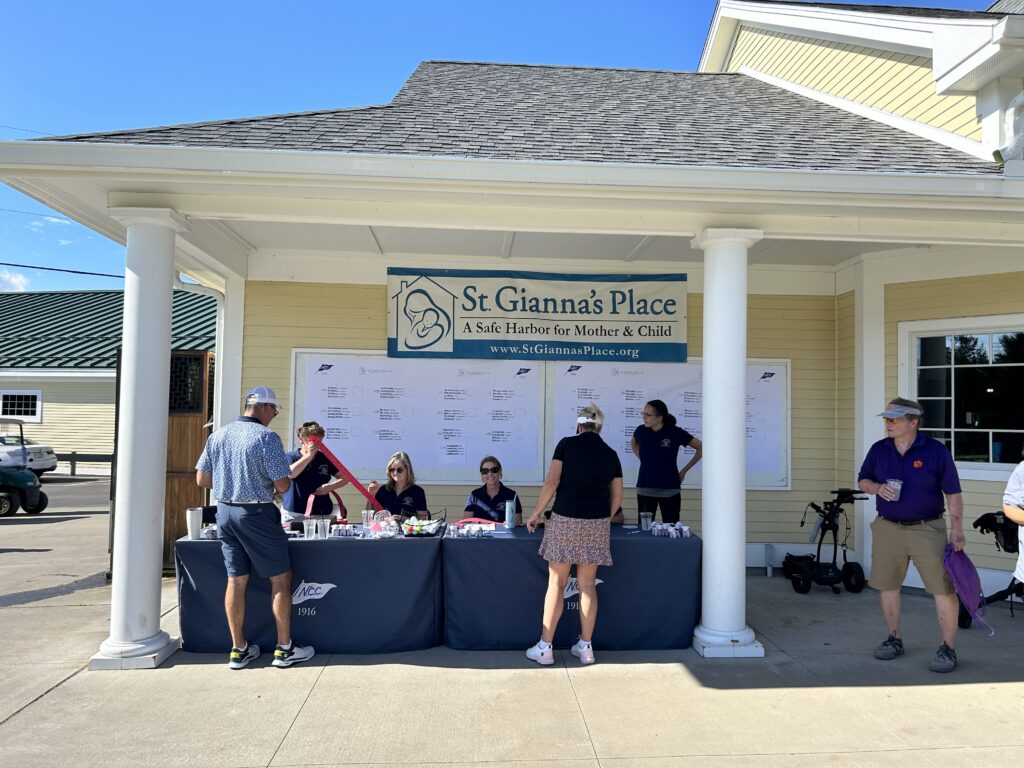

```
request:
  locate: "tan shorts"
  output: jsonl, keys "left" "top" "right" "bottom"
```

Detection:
{"left": 870, "top": 516, "right": 953, "bottom": 595}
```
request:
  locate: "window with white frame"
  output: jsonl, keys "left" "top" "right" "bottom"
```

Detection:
{"left": 903, "top": 318, "right": 1024, "bottom": 469}
{"left": 0, "top": 390, "right": 42, "bottom": 424}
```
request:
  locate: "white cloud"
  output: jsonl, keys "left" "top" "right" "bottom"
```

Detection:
{"left": 27, "top": 221, "right": 44, "bottom": 233}
{"left": 0, "top": 269, "right": 29, "bottom": 292}
{"left": 57, "top": 239, "right": 74, "bottom": 246}
{"left": 43, "top": 216, "right": 71, "bottom": 225}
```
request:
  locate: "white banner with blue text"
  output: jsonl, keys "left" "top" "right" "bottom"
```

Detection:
{"left": 386, "top": 268, "right": 686, "bottom": 362}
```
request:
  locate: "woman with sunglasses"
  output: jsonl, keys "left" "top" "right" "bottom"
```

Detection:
{"left": 525, "top": 403, "right": 623, "bottom": 666}
{"left": 464, "top": 456, "right": 522, "bottom": 525}
{"left": 630, "top": 399, "right": 702, "bottom": 524}
{"left": 367, "top": 452, "right": 428, "bottom": 520}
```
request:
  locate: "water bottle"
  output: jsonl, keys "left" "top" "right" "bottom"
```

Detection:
{"left": 505, "top": 500, "right": 515, "bottom": 529}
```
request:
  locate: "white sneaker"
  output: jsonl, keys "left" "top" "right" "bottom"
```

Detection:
{"left": 227, "top": 644, "right": 260, "bottom": 670}
{"left": 272, "top": 643, "right": 315, "bottom": 667}
{"left": 571, "top": 642, "right": 595, "bottom": 665}
{"left": 526, "top": 642, "right": 554, "bottom": 666}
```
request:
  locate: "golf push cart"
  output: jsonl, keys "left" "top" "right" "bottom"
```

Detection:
{"left": 783, "top": 488, "right": 866, "bottom": 594}
{"left": 0, "top": 418, "right": 49, "bottom": 516}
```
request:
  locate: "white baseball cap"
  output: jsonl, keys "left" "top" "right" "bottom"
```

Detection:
{"left": 245, "top": 386, "right": 279, "bottom": 407}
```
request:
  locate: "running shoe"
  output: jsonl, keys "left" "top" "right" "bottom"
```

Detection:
{"left": 272, "top": 643, "right": 315, "bottom": 668}
{"left": 526, "top": 642, "right": 554, "bottom": 666}
{"left": 228, "top": 644, "right": 260, "bottom": 670}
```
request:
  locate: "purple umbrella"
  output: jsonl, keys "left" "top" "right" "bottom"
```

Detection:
{"left": 944, "top": 543, "right": 994, "bottom": 636}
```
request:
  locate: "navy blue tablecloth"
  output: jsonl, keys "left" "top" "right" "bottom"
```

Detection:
{"left": 175, "top": 535, "right": 443, "bottom": 654}
{"left": 442, "top": 527, "right": 701, "bottom": 650}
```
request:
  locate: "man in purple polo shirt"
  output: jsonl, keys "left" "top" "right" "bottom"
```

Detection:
{"left": 858, "top": 397, "right": 965, "bottom": 673}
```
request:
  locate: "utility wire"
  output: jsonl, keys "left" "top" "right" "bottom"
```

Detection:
{"left": 0, "top": 124, "right": 52, "bottom": 136}
{"left": 0, "top": 207, "right": 71, "bottom": 223}
{"left": 0, "top": 261, "right": 123, "bottom": 279}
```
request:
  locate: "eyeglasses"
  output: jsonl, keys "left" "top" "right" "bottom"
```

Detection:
{"left": 882, "top": 417, "right": 903, "bottom": 423}
{"left": 389, "top": 466, "right": 405, "bottom": 474}
{"left": 641, "top": 411, "right": 657, "bottom": 419}
{"left": 480, "top": 467, "right": 500, "bottom": 475}
{"left": 266, "top": 404, "right": 279, "bottom": 416}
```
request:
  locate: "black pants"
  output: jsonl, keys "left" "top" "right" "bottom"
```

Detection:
{"left": 636, "top": 493, "right": 682, "bottom": 525}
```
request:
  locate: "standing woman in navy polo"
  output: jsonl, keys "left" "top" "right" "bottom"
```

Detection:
{"left": 631, "top": 399, "right": 702, "bottom": 524}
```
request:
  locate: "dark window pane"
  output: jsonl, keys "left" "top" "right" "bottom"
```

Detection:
{"left": 993, "top": 433, "right": 1024, "bottom": 464}
{"left": 954, "top": 335, "right": 990, "bottom": 364}
{"left": 954, "top": 367, "right": 1024, "bottom": 429}
{"left": 917, "top": 368, "right": 950, "bottom": 397}
{"left": 953, "top": 431, "right": 990, "bottom": 463}
{"left": 920, "top": 399, "right": 950, "bottom": 429}
{"left": 918, "top": 336, "right": 950, "bottom": 366}
{"left": 921, "top": 430, "right": 951, "bottom": 451}
{"left": 993, "top": 332, "right": 1024, "bottom": 364}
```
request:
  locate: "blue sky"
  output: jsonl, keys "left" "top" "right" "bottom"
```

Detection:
{"left": 0, "top": 0, "right": 994, "bottom": 292}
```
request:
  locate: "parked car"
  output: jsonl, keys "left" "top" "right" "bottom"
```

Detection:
{"left": 0, "top": 434, "right": 57, "bottom": 477}
{"left": 0, "top": 418, "right": 49, "bottom": 515}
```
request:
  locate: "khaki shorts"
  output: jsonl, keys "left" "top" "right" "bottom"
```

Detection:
{"left": 870, "top": 516, "right": 953, "bottom": 595}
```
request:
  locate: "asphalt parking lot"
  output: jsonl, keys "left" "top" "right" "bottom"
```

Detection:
{"left": 0, "top": 475, "right": 111, "bottom": 603}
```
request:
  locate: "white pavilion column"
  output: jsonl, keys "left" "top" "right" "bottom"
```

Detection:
{"left": 690, "top": 228, "right": 765, "bottom": 658}
{"left": 91, "top": 208, "right": 189, "bottom": 670}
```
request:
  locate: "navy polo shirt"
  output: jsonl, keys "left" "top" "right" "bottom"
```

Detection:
{"left": 633, "top": 424, "right": 695, "bottom": 489}
{"left": 282, "top": 450, "right": 339, "bottom": 515}
{"left": 858, "top": 432, "right": 961, "bottom": 522}
{"left": 375, "top": 483, "right": 428, "bottom": 517}
{"left": 464, "top": 483, "right": 523, "bottom": 522}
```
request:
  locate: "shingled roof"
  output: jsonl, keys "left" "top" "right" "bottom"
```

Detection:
{"left": 744, "top": 1, "right": 1012, "bottom": 20}
{"left": 45, "top": 61, "right": 1000, "bottom": 176}
{"left": 0, "top": 290, "right": 216, "bottom": 368}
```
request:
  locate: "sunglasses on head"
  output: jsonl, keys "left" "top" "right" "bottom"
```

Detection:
{"left": 480, "top": 466, "right": 500, "bottom": 475}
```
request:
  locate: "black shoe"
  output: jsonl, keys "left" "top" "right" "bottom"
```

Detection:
{"left": 873, "top": 631, "right": 904, "bottom": 660}
{"left": 928, "top": 643, "right": 957, "bottom": 673}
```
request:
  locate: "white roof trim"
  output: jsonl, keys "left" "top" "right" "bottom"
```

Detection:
{"left": 0, "top": 369, "right": 116, "bottom": 379}
{"left": 0, "top": 139, "right": 1010, "bottom": 199}
{"left": 702, "top": 0, "right": 1002, "bottom": 71}
{"left": 737, "top": 66, "right": 990, "bottom": 162}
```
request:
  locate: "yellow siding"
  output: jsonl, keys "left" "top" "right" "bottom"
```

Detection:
{"left": 0, "top": 378, "right": 116, "bottom": 474}
{"left": 884, "top": 271, "right": 1024, "bottom": 572}
{"left": 836, "top": 291, "right": 856, "bottom": 548}
{"left": 242, "top": 283, "right": 843, "bottom": 548}
{"left": 726, "top": 26, "right": 982, "bottom": 141}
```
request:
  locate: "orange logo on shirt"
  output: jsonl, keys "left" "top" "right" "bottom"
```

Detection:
{"left": 913, "top": 460, "right": 923, "bottom": 469}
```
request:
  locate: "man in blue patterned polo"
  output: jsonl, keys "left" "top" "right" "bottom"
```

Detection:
{"left": 196, "top": 385, "right": 315, "bottom": 670}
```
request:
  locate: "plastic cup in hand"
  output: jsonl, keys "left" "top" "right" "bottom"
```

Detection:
{"left": 186, "top": 507, "right": 203, "bottom": 540}
{"left": 885, "top": 479, "right": 903, "bottom": 502}
{"left": 640, "top": 512, "right": 653, "bottom": 531}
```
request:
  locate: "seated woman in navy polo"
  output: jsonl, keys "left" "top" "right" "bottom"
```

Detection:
{"left": 367, "top": 451, "right": 428, "bottom": 520}
{"left": 464, "top": 455, "right": 522, "bottom": 525}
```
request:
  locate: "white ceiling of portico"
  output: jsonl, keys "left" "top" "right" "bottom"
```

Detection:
{"left": 226, "top": 219, "right": 901, "bottom": 266}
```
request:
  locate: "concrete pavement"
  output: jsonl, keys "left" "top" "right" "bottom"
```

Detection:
{"left": 2, "top": 479, "right": 1023, "bottom": 767}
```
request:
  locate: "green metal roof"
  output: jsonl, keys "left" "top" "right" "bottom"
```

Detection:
{"left": 0, "top": 289, "right": 216, "bottom": 369}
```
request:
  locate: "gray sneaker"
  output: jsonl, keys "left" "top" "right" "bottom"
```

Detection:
{"left": 928, "top": 643, "right": 958, "bottom": 673}
{"left": 873, "top": 632, "right": 904, "bottom": 660}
